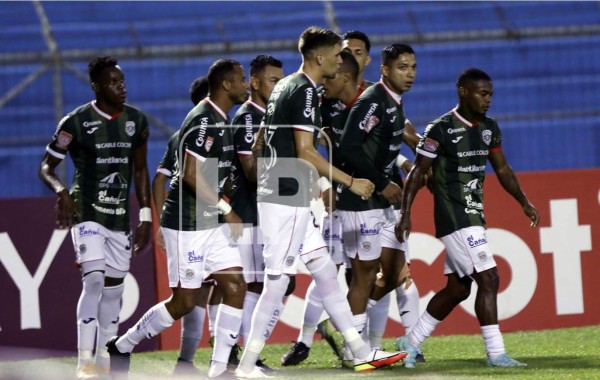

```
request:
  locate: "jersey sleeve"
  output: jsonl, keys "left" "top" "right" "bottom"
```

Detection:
{"left": 489, "top": 119, "right": 502, "bottom": 152}
{"left": 291, "top": 85, "right": 318, "bottom": 132}
{"left": 46, "top": 115, "right": 75, "bottom": 160}
{"left": 134, "top": 113, "right": 150, "bottom": 148}
{"left": 157, "top": 134, "right": 177, "bottom": 177}
{"left": 416, "top": 122, "right": 444, "bottom": 158}
{"left": 183, "top": 116, "right": 217, "bottom": 162}
{"left": 232, "top": 112, "right": 257, "bottom": 156}
{"left": 339, "top": 98, "right": 389, "bottom": 191}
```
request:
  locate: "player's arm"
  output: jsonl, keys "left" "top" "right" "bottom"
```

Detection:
{"left": 401, "top": 120, "right": 421, "bottom": 154}
{"left": 488, "top": 149, "right": 539, "bottom": 227}
{"left": 293, "top": 129, "right": 374, "bottom": 199}
{"left": 132, "top": 140, "right": 152, "bottom": 255}
{"left": 152, "top": 172, "right": 169, "bottom": 215}
{"left": 395, "top": 153, "right": 434, "bottom": 243}
{"left": 39, "top": 152, "right": 78, "bottom": 228}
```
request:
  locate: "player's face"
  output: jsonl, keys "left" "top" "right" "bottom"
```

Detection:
{"left": 229, "top": 65, "right": 249, "bottom": 104}
{"left": 95, "top": 66, "right": 126, "bottom": 106}
{"left": 342, "top": 38, "right": 371, "bottom": 74}
{"left": 255, "top": 65, "right": 284, "bottom": 104}
{"left": 321, "top": 43, "right": 342, "bottom": 80}
{"left": 322, "top": 70, "right": 346, "bottom": 100}
{"left": 382, "top": 53, "right": 416, "bottom": 95}
{"left": 463, "top": 80, "right": 493, "bottom": 116}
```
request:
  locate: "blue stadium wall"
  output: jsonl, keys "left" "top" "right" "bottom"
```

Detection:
{"left": 0, "top": 1, "right": 598, "bottom": 199}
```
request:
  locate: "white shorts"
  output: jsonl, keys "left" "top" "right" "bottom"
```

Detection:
{"left": 258, "top": 202, "right": 327, "bottom": 276}
{"left": 340, "top": 207, "right": 406, "bottom": 261}
{"left": 71, "top": 221, "right": 131, "bottom": 272}
{"left": 321, "top": 212, "right": 344, "bottom": 265}
{"left": 239, "top": 226, "right": 265, "bottom": 283}
{"left": 441, "top": 226, "right": 497, "bottom": 278}
{"left": 161, "top": 225, "right": 243, "bottom": 289}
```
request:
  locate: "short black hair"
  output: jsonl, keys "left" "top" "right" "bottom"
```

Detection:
{"left": 457, "top": 68, "right": 492, "bottom": 88}
{"left": 342, "top": 30, "right": 371, "bottom": 53}
{"left": 207, "top": 59, "right": 241, "bottom": 93}
{"left": 339, "top": 50, "right": 359, "bottom": 81}
{"left": 88, "top": 56, "right": 118, "bottom": 83}
{"left": 250, "top": 55, "right": 283, "bottom": 77}
{"left": 381, "top": 44, "right": 415, "bottom": 66}
{"left": 298, "top": 26, "right": 342, "bottom": 57}
{"left": 189, "top": 76, "right": 209, "bottom": 105}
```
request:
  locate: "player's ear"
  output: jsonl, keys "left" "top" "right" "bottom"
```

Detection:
{"left": 381, "top": 63, "right": 389, "bottom": 78}
{"left": 458, "top": 86, "right": 468, "bottom": 98}
{"left": 316, "top": 52, "right": 324, "bottom": 66}
{"left": 91, "top": 81, "right": 99, "bottom": 93}
{"left": 365, "top": 54, "right": 372, "bottom": 67}
{"left": 250, "top": 76, "right": 260, "bottom": 91}
{"left": 222, "top": 79, "right": 231, "bottom": 91}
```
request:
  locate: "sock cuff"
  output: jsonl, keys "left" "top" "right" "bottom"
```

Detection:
{"left": 158, "top": 302, "right": 175, "bottom": 324}
{"left": 422, "top": 310, "right": 441, "bottom": 325}
{"left": 481, "top": 324, "right": 500, "bottom": 334}
{"left": 218, "top": 304, "right": 243, "bottom": 318}
{"left": 245, "top": 291, "right": 260, "bottom": 302}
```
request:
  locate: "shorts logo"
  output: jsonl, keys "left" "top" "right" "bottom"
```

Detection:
{"left": 188, "top": 250, "right": 204, "bottom": 263}
{"left": 285, "top": 256, "right": 295, "bottom": 267}
{"left": 79, "top": 244, "right": 87, "bottom": 254}
{"left": 467, "top": 235, "right": 488, "bottom": 248}
{"left": 125, "top": 121, "right": 136, "bottom": 137}
{"left": 56, "top": 131, "right": 73, "bottom": 149}
{"left": 478, "top": 251, "right": 488, "bottom": 262}
{"left": 185, "top": 269, "right": 195, "bottom": 279}
{"left": 482, "top": 130, "right": 492, "bottom": 146}
{"left": 361, "top": 241, "right": 372, "bottom": 252}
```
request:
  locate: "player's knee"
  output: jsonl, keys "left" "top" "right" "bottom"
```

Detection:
{"left": 285, "top": 275, "right": 296, "bottom": 296}
{"left": 82, "top": 270, "right": 104, "bottom": 294}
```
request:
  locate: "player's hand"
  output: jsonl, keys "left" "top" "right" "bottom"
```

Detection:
{"left": 156, "top": 228, "right": 166, "bottom": 250}
{"left": 56, "top": 190, "right": 79, "bottom": 228}
{"left": 395, "top": 211, "right": 411, "bottom": 243}
{"left": 523, "top": 202, "right": 540, "bottom": 227}
{"left": 322, "top": 187, "right": 336, "bottom": 213}
{"left": 349, "top": 178, "right": 375, "bottom": 199}
{"left": 381, "top": 181, "right": 403, "bottom": 205}
{"left": 133, "top": 221, "right": 152, "bottom": 256}
{"left": 224, "top": 210, "right": 243, "bottom": 241}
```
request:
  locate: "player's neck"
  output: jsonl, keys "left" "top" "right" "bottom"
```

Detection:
{"left": 94, "top": 99, "right": 123, "bottom": 117}
{"left": 456, "top": 105, "right": 482, "bottom": 124}
{"left": 299, "top": 63, "right": 322, "bottom": 86}
{"left": 208, "top": 93, "right": 234, "bottom": 115}
{"left": 339, "top": 85, "right": 359, "bottom": 105}
{"left": 249, "top": 93, "right": 266, "bottom": 109}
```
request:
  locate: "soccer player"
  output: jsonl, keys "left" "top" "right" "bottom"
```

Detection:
{"left": 106, "top": 59, "right": 250, "bottom": 379}
{"left": 152, "top": 76, "right": 213, "bottom": 374}
{"left": 342, "top": 30, "right": 374, "bottom": 90}
{"left": 235, "top": 27, "right": 405, "bottom": 378}
{"left": 230, "top": 54, "right": 284, "bottom": 371}
{"left": 281, "top": 50, "right": 363, "bottom": 366}
{"left": 336, "top": 43, "right": 420, "bottom": 365}
{"left": 38, "top": 56, "right": 152, "bottom": 379}
{"left": 396, "top": 67, "right": 539, "bottom": 368}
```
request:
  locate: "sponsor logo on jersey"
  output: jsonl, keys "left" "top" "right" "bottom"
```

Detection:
{"left": 196, "top": 117, "right": 209, "bottom": 147}
{"left": 222, "top": 145, "right": 234, "bottom": 152}
{"left": 457, "top": 164, "right": 486, "bottom": 173}
{"left": 205, "top": 136, "right": 214, "bottom": 152}
{"left": 386, "top": 106, "right": 397, "bottom": 114}
{"left": 218, "top": 160, "right": 232, "bottom": 168}
{"left": 91, "top": 203, "right": 126, "bottom": 215}
{"left": 125, "top": 121, "right": 136, "bottom": 137}
{"left": 359, "top": 103, "right": 379, "bottom": 133}
{"left": 463, "top": 179, "right": 482, "bottom": 193}
{"left": 96, "top": 157, "right": 129, "bottom": 164}
{"left": 244, "top": 114, "right": 255, "bottom": 143}
{"left": 447, "top": 127, "right": 466, "bottom": 134}
{"left": 389, "top": 143, "right": 402, "bottom": 151}
{"left": 452, "top": 136, "right": 463, "bottom": 143}
{"left": 465, "top": 194, "right": 483, "bottom": 210}
{"left": 393, "top": 129, "right": 403, "bottom": 136}
{"left": 467, "top": 234, "right": 488, "bottom": 248}
{"left": 99, "top": 172, "right": 128, "bottom": 189}
{"left": 303, "top": 87, "right": 314, "bottom": 119}
{"left": 423, "top": 137, "right": 439, "bottom": 153}
{"left": 482, "top": 129, "right": 492, "bottom": 145}
{"left": 457, "top": 149, "right": 488, "bottom": 158}
{"left": 187, "top": 250, "right": 204, "bottom": 263}
{"left": 79, "top": 226, "right": 100, "bottom": 237}
{"left": 98, "top": 190, "right": 126, "bottom": 205}
{"left": 464, "top": 208, "right": 481, "bottom": 215}
{"left": 83, "top": 120, "right": 102, "bottom": 128}
{"left": 56, "top": 131, "right": 73, "bottom": 149}
{"left": 95, "top": 142, "right": 132, "bottom": 149}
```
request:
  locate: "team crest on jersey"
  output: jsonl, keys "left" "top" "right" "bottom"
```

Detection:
{"left": 125, "top": 121, "right": 136, "bottom": 137}
{"left": 482, "top": 130, "right": 492, "bottom": 146}
{"left": 56, "top": 131, "right": 73, "bottom": 149}
{"left": 205, "top": 136, "right": 214, "bottom": 152}
{"left": 423, "top": 137, "right": 439, "bottom": 153}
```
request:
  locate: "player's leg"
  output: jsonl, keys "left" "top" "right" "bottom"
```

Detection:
{"left": 71, "top": 222, "right": 107, "bottom": 378}
{"left": 173, "top": 285, "right": 209, "bottom": 373}
{"left": 207, "top": 226, "right": 246, "bottom": 378}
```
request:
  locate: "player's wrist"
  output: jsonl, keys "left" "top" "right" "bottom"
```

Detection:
{"left": 139, "top": 207, "right": 152, "bottom": 222}
{"left": 57, "top": 188, "right": 69, "bottom": 197}
{"left": 317, "top": 176, "right": 333, "bottom": 192}
{"left": 217, "top": 199, "right": 232, "bottom": 215}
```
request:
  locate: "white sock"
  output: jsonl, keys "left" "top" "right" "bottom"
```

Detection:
{"left": 396, "top": 282, "right": 420, "bottom": 334}
{"left": 407, "top": 310, "right": 441, "bottom": 348}
{"left": 481, "top": 324, "right": 505, "bottom": 359}
{"left": 367, "top": 293, "right": 390, "bottom": 349}
{"left": 208, "top": 304, "right": 219, "bottom": 341}
{"left": 96, "top": 283, "right": 124, "bottom": 369}
{"left": 241, "top": 291, "right": 260, "bottom": 346}
{"left": 117, "top": 301, "right": 175, "bottom": 353}
{"left": 304, "top": 253, "right": 370, "bottom": 360}
{"left": 77, "top": 271, "right": 103, "bottom": 367}
{"left": 179, "top": 306, "right": 205, "bottom": 362}
{"left": 212, "top": 304, "right": 243, "bottom": 363}
{"left": 297, "top": 280, "right": 322, "bottom": 347}
{"left": 238, "top": 274, "right": 289, "bottom": 373}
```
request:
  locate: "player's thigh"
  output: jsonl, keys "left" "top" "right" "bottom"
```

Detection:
{"left": 441, "top": 226, "right": 496, "bottom": 278}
